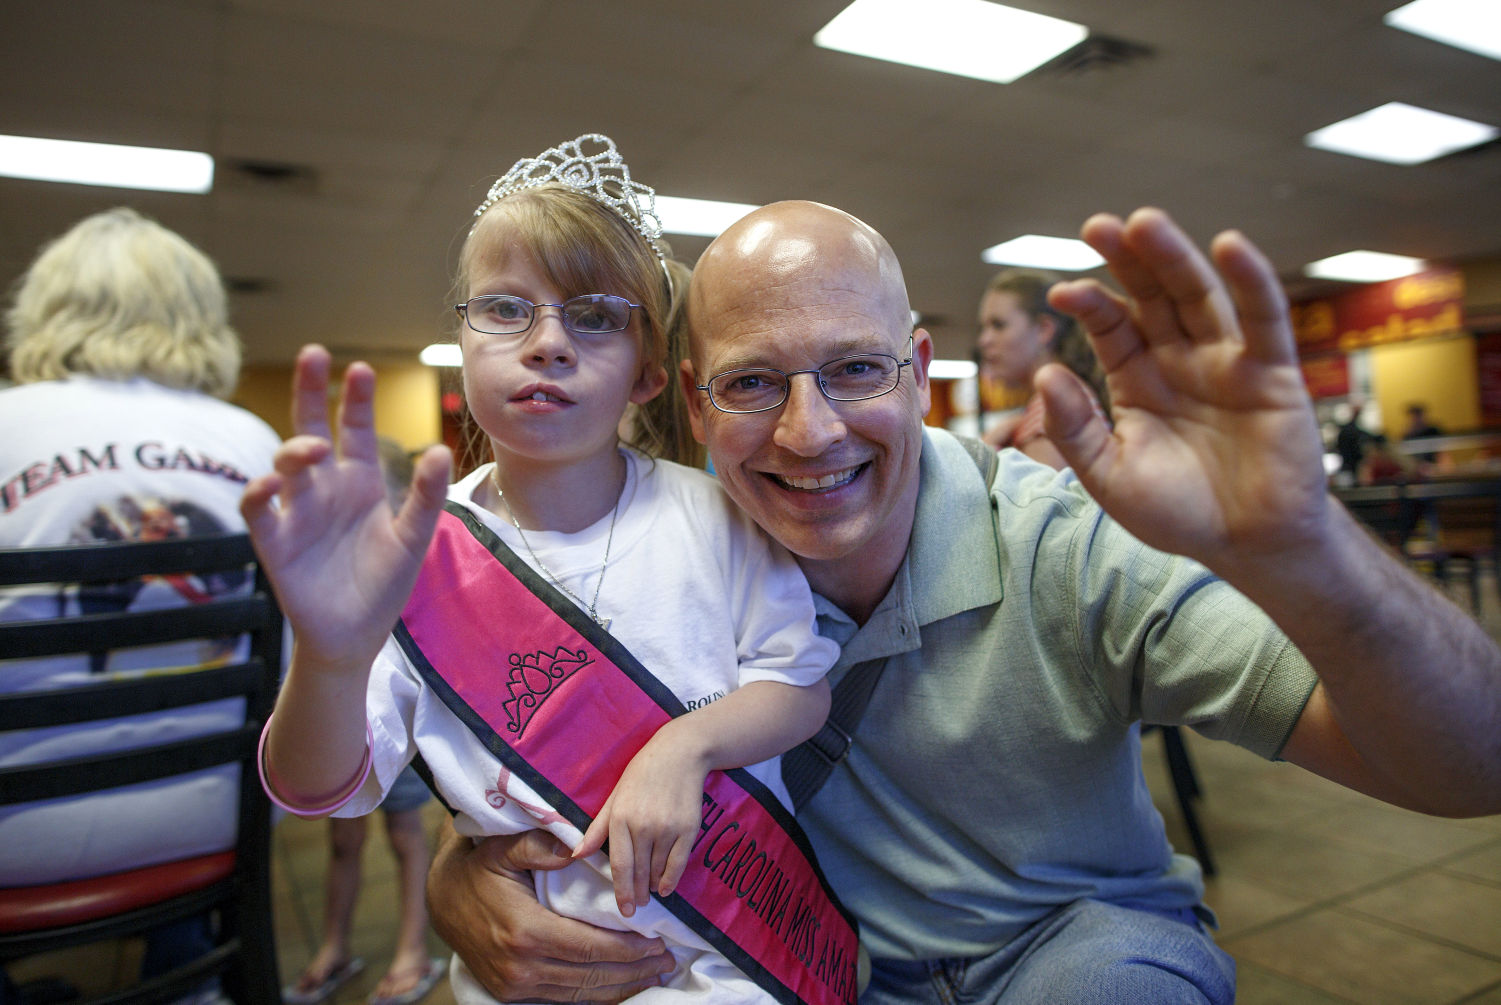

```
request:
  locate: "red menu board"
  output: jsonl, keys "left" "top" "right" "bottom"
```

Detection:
{"left": 1290, "top": 267, "right": 1465, "bottom": 357}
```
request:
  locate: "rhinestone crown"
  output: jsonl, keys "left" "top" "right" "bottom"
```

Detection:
{"left": 473, "top": 133, "right": 663, "bottom": 255}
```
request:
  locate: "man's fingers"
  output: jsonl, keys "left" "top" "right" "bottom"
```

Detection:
{"left": 1048, "top": 278, "right": 1142, "bottom": 375}
{"left": 487, "top": 922, "right": 673, "bottom": 1001}
{"left": 1118, "top": 208, "right": 1241, "bottom": 346}
{"left": 1036, "top": 363, "right": 1117, "bottom": 484}
{"left": 474, "top": 829, "right": 574, "bottom": 874}
{"left": 1078, "top": 212, "right": 1190, "bottom": 349}
{"left": 291, "top": 345, "right": 334, "bottom": 440}
{"left": 1211, "top": 229, "right": 1298, "bottom": 366}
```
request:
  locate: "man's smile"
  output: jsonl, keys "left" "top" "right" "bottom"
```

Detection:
{"left": 772, "top": 464, "right": 865, "bottom": 492}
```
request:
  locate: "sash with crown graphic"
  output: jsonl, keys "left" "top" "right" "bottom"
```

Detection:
{"left": 394, "top": 503, "right": 859, "bottom": 1005}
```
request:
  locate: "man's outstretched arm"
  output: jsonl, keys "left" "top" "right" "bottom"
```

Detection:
{"left": 1042, "top": 208, "right": 1501, "bottom": 817}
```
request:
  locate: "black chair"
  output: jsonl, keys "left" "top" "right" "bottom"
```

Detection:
{"left": 1405, "top": 480, "right": 1501, "bottom": 615}
{"left": 1337, "top": 479, "right": 1501, "bottom": 616}
{"left": 1142, "top": 724, "right": 1216, "bottom": 877}
{"left": 0, "top": 534, "right": 283, "bottom": 1005}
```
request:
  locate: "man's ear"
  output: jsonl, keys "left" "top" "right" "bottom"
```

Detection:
{"left": 630, "top": 362, "right": 669, "bottom": 404}
{"left": 679, "top": 359, "right": 709, "bottom": 444}
{"left": 911, "top": 328, "right": 935, "bottom": 418}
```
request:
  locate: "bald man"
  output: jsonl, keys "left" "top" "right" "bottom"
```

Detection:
{"left": 426, "top": 202, "right": 1501, "bottom": 1004}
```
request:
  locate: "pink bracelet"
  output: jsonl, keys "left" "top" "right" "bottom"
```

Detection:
{"left": 258, "top": 716, "right": 374, "bottom": 817}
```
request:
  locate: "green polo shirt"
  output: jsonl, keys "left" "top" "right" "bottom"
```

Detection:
{"left": 798, "top": 428, "right": 1317, "bottom": 962}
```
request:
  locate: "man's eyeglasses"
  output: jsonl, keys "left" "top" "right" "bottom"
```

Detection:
{"left": 454, "top": 294, "right": 640, "bottom": 337}
{"left": 697, "top": 351, "right": 913, "bottom": 414}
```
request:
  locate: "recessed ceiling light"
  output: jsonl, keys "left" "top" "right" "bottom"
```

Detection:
{"left": 1385, "top": 0, "right": 1501, "bottom": 62}
{"left": 1304, "top": 102, "right": 1498, "bottom": 164}
{"left": 0, "top": 134, "right": 214, "bottom": 193}
{"left": 1305, "top": 250, "right": 1426, "bottom": 282}
{"left": 814, "top": 0, "right": 1088, "bottom": 84}
{"left": 420, "top": 344, "right": 462, "bottom": 367}
{"left": 929, "top": 359, "right": 980, "bottom": 380}
{"left": 655, "top": 195, "right": 759, "bottom": 237}
{"left": 981, "top": 235, "right": 1104, "bottom": 270}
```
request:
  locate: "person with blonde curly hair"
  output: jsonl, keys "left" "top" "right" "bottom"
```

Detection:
{"left": 1, "top": 206, "right": 281, "bottom": 1004}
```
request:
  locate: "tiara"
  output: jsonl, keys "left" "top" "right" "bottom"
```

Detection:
{"left": 473, "top": 133, "right": 664, "bottom": 257}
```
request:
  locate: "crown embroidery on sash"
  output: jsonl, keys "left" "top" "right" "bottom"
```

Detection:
{"left": 502, "top": 646, "right": 593, "bottom": 737}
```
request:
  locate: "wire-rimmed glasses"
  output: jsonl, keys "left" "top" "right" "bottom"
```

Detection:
{"left": 454, "top": 294, "right": 640, "bottom": 337}
{"left": 697, "top": 351, "right": 913, "bottom": 414}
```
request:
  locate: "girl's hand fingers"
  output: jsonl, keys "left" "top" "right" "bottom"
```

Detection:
{"left": 631, "top": 828, "right": 652, "bottom": 911}
{"left": 610, "top": 823, "right": 637, "bottom": 918}
{"left": 334, "top": 361, "right": 380, "bottom": 463}
{"left": 291, "top": 345, "right": 334, "bottom": 440}
{"left": 657, "top": 836, "right": 690, "bottom": 899}
{"left": 573, "top": 811, "right": 608, "bottom": 862}
{"left": 239, "top": 473, "right": 283, "bottom": 536}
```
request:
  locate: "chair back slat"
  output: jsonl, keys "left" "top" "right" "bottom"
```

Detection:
{"left": 0, "top": 595, "right": 270, "bottom": 660}
{"left": 0, "top": 536, "right": 257, "bottom": 586}
{"left": 0, "top": 724, "right": 259, "bottom": 803}
{"left": 0, "top": 661, "right": 267, "bottom": 729}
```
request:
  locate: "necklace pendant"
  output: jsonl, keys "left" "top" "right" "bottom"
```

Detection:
{"left": 595, "top": 615, "right": 612, "bottom": 631}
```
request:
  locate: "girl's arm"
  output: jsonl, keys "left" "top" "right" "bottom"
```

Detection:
{"left": 241, "top": 344, "right": 450, "bottom": 811}
{"left": 573, "top": 677, "right": 831, "bottom": 917}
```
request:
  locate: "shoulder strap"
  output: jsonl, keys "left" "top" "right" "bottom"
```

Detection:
{"left": 784, "top": 434, "right": 998, "bottom": 811}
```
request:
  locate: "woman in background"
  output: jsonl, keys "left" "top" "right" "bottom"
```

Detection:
{"left": 976, "top": 268, "right": 1109, "bottom": 467}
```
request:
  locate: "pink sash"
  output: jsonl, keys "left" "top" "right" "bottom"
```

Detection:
{"left": 395, "top": 505, "right": 859, "bottom": 1005}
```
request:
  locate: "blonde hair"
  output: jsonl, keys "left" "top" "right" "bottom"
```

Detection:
{"left": 984, "top": 268, "right": 1109, "bottom": 414}
{"left": 5, "top": 207, "right": 242, "bottom": 397}
{"left": 455, "top": 184, "right": 702, "bottom": 469}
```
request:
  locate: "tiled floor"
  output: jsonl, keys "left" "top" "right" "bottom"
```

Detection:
{"left": 268, "top": 576, "right": 1501, "bottom": 1005}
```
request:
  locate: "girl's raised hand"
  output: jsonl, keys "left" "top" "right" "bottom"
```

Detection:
{"left": 240, "top": 344, "right": 451, "bottom": 670}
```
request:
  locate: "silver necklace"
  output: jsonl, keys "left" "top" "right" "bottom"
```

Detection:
{"left": 494, "top": 474, "right": 621, "bottom": 631}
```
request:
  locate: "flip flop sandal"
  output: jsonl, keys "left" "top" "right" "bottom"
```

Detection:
{"left": 282, "top": 956, "right": 366, "bottom": 1005}
{"left": 367, "top": 957, "right": 446, "bottom": 1005}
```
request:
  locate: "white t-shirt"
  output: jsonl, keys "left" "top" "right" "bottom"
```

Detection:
{"left": 0, "top": 376, "right": 281, "bottom": 885}
{"left": 345, "top": 450, "right": 839, "bottom": 1004}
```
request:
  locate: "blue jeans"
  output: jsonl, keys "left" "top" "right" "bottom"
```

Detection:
{"left": 860, "top": 900, "right": 1235, "bottom": 1004}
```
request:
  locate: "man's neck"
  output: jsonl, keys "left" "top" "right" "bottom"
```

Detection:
{"left": 801, "top": 557, "right": 891, "bottom": 626}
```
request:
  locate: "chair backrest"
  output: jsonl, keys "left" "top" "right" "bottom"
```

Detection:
{"left": 1335, "top": 484, "right": 1411, "bottom": 549}
{"left": 0, "top": 533, "right": 283, "bottom": 1005}
{"left": 1410, "top": 480, "right": 1501, "bottom": 556}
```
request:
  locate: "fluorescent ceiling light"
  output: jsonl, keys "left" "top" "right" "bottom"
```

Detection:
{"left": 655, "top": 195, "right": 759, "bottom": 237}
{"left": 929, "top": 359, "right": 979, "bottom": 380}
{"left": 1304, "top": 102, "right": 1498, "bottom": 164}
{"left": 814, "top": 0, "right": 1088, "bottom": 84}
{"left": 1305, "top": 250, "right": 1426, "bottom": 282}
{"left": 981, "top": 235, "right": 1104, "bottom": 270}
{"left": 0, "top": 134, "right": 214, "bottom": 193}
{"left": 420, "top": 344, "right": 463, "bottom": 367}
{"left": 1385, "top": 0, "right": 1501, "bottom": 62}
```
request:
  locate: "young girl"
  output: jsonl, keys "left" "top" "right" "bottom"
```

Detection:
{"left": 243, "top": 135, "right": 853, "bottom": 1005}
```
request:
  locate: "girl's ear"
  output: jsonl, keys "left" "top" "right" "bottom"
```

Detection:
{"left": 630, "top": 362, "right": 670, "bottom": 404}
